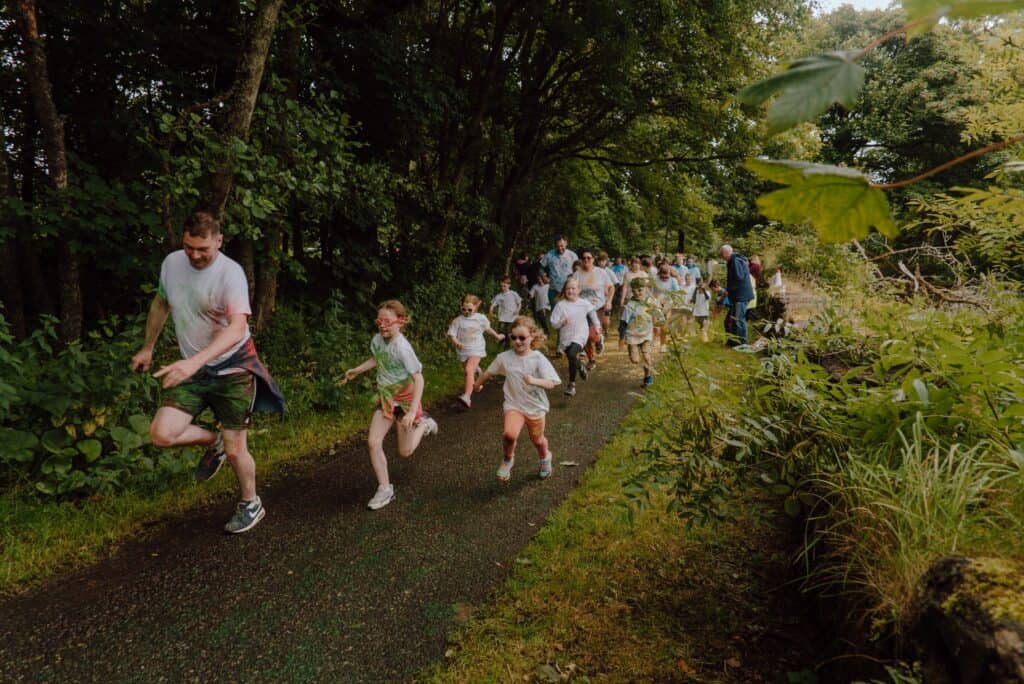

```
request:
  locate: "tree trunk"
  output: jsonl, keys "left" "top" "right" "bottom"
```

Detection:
{"left": 0, "top": 115, "right": 27, "bottom": 338}
{"left": 15, "top": 0, "right": 81, "bottom": 342}
{"left": 206, "top": 0, "right": 286, "bottom": 216}
{"left": 253, "top": 223, "right": 281, "bottom": 332}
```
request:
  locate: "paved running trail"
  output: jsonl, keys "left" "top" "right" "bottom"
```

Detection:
{"left": 1, "top": 351, "right": 640, "bottom": 682}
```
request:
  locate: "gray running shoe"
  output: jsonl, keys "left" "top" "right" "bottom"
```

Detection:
{"left": 564, "top": 383, "right": 576, "bottom": 396}
{"left": 224, "top": 497, "right": 265, "bottom": 534}
{"left": 367, "top": 485, "right": 395, "bottom": 510}
{"left": 195, "top": 433, "right": 226, "bottom": 482}
{"left": 586, "top": 359, "right": 598, "bottom": 372}
{"left": 578, "top": 361, "right": 588, "bottom": 380}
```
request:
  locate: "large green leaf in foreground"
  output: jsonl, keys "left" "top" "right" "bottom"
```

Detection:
{"left": 737, "top": 52, "right": 864, "bottom": 135}
{"left": 901, "top": 0, "right": 1024, "bottom": 36}
{"left": 746, "top": 158, "right": 898, "bottom": 243}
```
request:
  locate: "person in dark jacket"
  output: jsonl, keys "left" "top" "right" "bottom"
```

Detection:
{"left": 719, "top": 244, "right": 754, "bottom": 346}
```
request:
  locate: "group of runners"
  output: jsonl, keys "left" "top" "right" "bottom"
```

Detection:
{"left": 132, "top": 214, "right": 764, "bottom": 531}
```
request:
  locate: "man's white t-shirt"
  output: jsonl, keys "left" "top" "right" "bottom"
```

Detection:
{"left": 158, "top": 250, "right": 251, "bottom": 366}
{"left": 550, "top": 298, "right": 598, "bottom": 350}
{"left": 485, "top": 349, "right": 561, "bottom": 418}
{"left": 491, "top": 290, "right": 522, "bottom": 323}
{"left": 447, "top": 313, "right": 491, "bottom": 361}
{"left": 575, "top": 267, "right": 614, "bottom": 309}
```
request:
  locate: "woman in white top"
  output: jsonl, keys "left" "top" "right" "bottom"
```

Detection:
{"left": 448, "top": 294, "right": 506, "bottom": 408}
{"left": 549, "top": 278, "right": 601, "bottom": 397}
{"left": 475, "top": 316, "right": 561, "bottom": 482}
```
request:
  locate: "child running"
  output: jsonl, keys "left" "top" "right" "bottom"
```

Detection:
{"left": 618, "top": 278, "right": 663, "bottom": 387}
{"left": 691, "top": 278, "right": 713, "bottom": 343}
{"left": 550, "top": 277, "right": 601, "bottom": 397}
{"left": 475, "top": 316, "right": 561, "bottom": 482}
{"left": 448, "top": 294, "right": 505, "bottom": 409}
{"left": 489, "top": 277, "right": 522, "bottom": 343}
{"left": 339, "top": 300, "right": 439, "bottom": 511}
{"left": 528, "top": 273, "right": 552, "bottom": 336}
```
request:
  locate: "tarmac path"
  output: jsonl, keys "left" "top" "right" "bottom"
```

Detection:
{"left": 0, "top": 350, "right": 640, "bottom": 682}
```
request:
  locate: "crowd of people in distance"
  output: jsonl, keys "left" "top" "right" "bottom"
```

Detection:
{"left": 135, "top": 214, "right": 787, "bottom": 530}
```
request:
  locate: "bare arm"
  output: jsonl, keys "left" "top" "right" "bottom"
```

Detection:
{"left": 474, "top": 370, "right": 494, "bottom": 392}
{"left": 400, "top": 372, "right": 426, "bottom": 428}
{"left": 339, "top": 356, "right": 378, "bottom": 384}
{"left": 130, "top": 295, "right": 170, "bottom": 372}
{"left": 524, "top": 374, "right": 557, "bottom": 390}
{"left": 152, "top": 314, "right": 249, "bottom": 388}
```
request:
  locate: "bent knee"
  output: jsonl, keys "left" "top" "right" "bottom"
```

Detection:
{"left": 149, "top": 424, "right": 177, "bottom": 448}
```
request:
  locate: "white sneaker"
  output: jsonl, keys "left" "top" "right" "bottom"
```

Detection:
{"left": 539, "top": 455, "right": 553, "bottom": 479}
{"left": 367, "top": 485, "right": 395, "bottom": 510}
{"left": 496, "top": 458, "right": 514, "bottom": 482}
{"left": 421, "top": 415, "right": 439, "bottom": 436}
{"left": 564, "top": 383, "right": 576, "bottom": 396}
{"left": 458, "top": 394, "right": 472, "bottom": 408}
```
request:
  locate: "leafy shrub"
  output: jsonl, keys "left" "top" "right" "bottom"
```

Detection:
{"left": 0, "top": 315, "right": 191, "bottom": 497}
{"left": 740, "top": 223, "right": 870, "bottom": 289}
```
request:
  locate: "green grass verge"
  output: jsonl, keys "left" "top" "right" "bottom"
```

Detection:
{"left": 0, "top": 359, "right": 464, "bottom": 596}
{"left": 423, "top": 338, "right": 788, "bottom": 682}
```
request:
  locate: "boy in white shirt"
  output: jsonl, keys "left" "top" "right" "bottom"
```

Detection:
{"left": 490, "top": 277, "right": 522, "bottom": 344}
{"left": 528, "top": 273, "right": 552, "bottom": 335}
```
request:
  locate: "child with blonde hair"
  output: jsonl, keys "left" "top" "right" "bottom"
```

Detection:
{"left": 448, "top": 294, "right": 505, "bottom": 408}
{"left": 475, "top": 316, "right": 561, "bottom": 481}
{"left": 340, "top": 300, "right": 438, "bottom": 510}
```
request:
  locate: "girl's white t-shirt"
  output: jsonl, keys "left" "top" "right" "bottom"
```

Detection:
{"left": 447, "top": 313, "right": 491, "bottom": 360}
{"left": 692, "top": 288, "right": 712, "bottom": 317}
{"left": 550, "top": 298, "right": 597, "bottom": 350}
{"left": 485, "top": 349, "right": 561, "bottom": 417}
{"left": 371, "top": 333, "right": 422, "bottom": 389}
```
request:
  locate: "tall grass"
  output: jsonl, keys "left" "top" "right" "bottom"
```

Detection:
{"left": 803, "top": 418, "right": 1022, "bottom": 633}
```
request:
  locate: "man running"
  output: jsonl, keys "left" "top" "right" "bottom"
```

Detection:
{"left": 131, "top": 211, "right": 285, "bottom": 534}
{"left": 539, "top": 234, "right": 578, "bottom": 308}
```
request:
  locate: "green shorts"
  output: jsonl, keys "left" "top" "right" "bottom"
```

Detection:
{"left": 162, "top": 371, "right": 256, "bottom": 430}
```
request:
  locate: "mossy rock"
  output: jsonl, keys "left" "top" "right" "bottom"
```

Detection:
{"left": 909, "top": 556, "right": 1024, "bottom": 683}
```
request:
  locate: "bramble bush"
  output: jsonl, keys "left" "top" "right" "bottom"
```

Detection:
{"left": 0, "top": 314, "right": 191, "bottom": 498}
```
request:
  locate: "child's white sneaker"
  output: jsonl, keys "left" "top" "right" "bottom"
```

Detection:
{"left": 420, "top": 415, "right": 439, "bottom": 436}
{"left": 496, "top": 458, "right": 514, "bottom": 482}
{"left": 458, "top": 393, "right": 472, "bottom": 408}
{"left": 367, "top": 484, "right": 395, "bottom": 510}
{"left": 539, "top": 455, "right": 553, "bottom": 479}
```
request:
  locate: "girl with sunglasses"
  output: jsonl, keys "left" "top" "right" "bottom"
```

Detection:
{"left": 339, "top": 300, "right": 438, "bottom": 510}
{"left": 448, "top": 294, "right": 505, "bottom": 408}
{"left": 475, "top": 316, "right": 561, "bottom": 482}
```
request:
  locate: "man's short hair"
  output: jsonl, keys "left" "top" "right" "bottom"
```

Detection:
{"left": 553, "top": 234, "right": 567, "bottom": 243}
{"left": 184, "top": 211, "right": 221, "bottom": 238}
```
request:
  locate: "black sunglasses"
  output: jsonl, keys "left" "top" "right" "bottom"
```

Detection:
{"left": 509, "top": 334, "right": 529, "bottom": 341}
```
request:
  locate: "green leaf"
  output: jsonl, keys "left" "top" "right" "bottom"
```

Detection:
{"left": 901, "top": 0, "right": 1024, "bottom": 36}
{"left": 746, "top": 158, "right": 898, "bottom": 242}
{"left": 77, "top": 439, "right": 103, "bottom": 462}
{"left": 737, "top": 52, "right": 865, "bottom": 135}
{"left": 41, "top": 429, "right": 72, "bottom": 454}
{"left": 110, "top": 426, "right": 143, "bottom": 450}
{"left": 128, "top": 414, "right": 151, "bottom": 435}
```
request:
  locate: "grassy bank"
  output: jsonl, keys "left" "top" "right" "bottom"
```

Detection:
{"left": 425, "top": 338, "right": 821, "bottom": 682}
{"left": 0, "top": 359, "right": 464, "bottom": 596}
